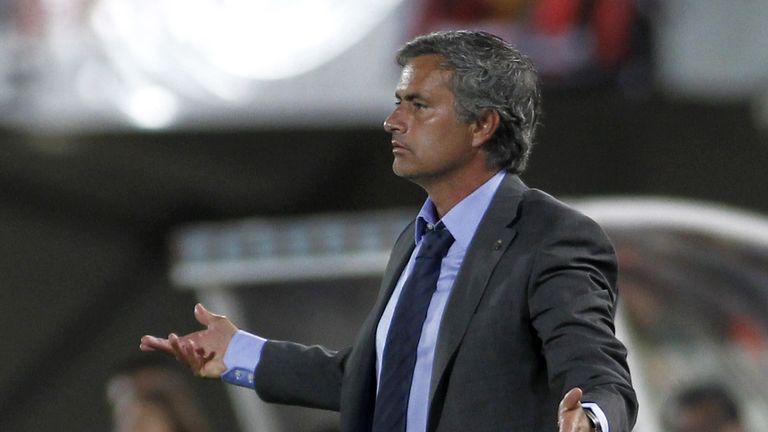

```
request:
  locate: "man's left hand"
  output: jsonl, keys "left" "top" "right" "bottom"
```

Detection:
{"left": 558, "top": 387, "right": 595, "bottom": 432}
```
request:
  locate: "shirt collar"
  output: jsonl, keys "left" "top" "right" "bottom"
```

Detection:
{"left": 415, "top": 170, "right": 506, "bottom": 249}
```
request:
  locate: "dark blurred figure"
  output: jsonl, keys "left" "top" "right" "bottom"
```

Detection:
{"left": 664, "top": 383, "right": 745, "bottom": 432}
{"left": 106, "top": 356, "right": 212, "bottom": 432}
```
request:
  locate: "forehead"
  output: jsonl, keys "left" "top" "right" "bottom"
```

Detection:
{"left": 396, "top": 55, "right": 454, "bottom": 95}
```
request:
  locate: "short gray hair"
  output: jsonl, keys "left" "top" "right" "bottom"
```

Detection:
{"left": 396, "top": 30, "right": 542, "bottom": 174}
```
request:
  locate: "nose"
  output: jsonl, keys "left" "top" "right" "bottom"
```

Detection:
{"left": 383, "top": 108, "right": 405, "bottom": 134}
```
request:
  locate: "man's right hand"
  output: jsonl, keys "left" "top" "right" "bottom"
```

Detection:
{"left": 140, "top": 303, "right": 238, "bottom": 378}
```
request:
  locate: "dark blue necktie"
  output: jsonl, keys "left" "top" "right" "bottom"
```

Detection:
{"left": 371, "top": 224, "right": 455, "bottom": 432}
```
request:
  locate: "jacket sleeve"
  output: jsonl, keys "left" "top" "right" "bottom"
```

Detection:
{"left": 527, "top": 210, "right": 638, "bottom": 431}
{"left": 253, "top": 340, "right": 350, "bottom": 411}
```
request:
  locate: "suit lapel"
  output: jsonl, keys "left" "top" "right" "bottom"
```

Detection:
{"left": 373, "top": 220, "right": 416, "bottom": 323}
{"left": 356, "top": 219, "right": 416, "bottom": 369}
{"left": 428, "top": 174, "right": 527, "bottom": 406}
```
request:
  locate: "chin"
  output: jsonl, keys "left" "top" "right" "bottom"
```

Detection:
{"left": 392, "top": 161, "right": 435, "bottom": 185}
{"left": 392, "top": 164, "right": 416, "bottom": 180}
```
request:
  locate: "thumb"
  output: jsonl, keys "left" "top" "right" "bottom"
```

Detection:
{"left": 194, "top": 303, "right": 216, "bottom": 327}
{"left": 559, "top": 387, "right": 583, "bottom": 413}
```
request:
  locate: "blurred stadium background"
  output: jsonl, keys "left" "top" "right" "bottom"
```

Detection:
{"left": 1, "top": 1, "right": 768, "bottom": 431}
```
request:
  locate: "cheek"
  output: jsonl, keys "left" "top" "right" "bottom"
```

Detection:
{"left": 409, "top": 117, "right": 472, "bottom": 161}
{"left": 432, "top": 129, "right": 473, "bottom": 158}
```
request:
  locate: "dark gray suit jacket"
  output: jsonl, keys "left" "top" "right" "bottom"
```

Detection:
{"left": 254, "top": 175, "right": 638, "bottom": 432}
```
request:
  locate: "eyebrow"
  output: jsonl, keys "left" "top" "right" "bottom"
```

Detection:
{"left": 395, "top": 91, "right": 427, "bottom": 102}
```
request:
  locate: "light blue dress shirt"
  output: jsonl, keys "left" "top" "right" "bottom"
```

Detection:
{"left": 221, "top": 170, "right": 609, "bottom": 432}
{"left": 372, "top": 170, "right": 505, "bottom": 432}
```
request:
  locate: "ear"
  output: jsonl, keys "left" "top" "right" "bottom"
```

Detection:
{"left": 470, "top": 109, "right": 500, "bottom": 148}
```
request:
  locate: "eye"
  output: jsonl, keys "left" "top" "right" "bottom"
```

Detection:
{"left": 413, "top": 102, "right": 427, "bottom": 110}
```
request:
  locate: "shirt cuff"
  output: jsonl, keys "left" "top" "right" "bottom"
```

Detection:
{"left": 582, "top": 402, "right": 609, "bottom": 432}
{"left": 221, "top": 330, "right": 266, "bottom": 389}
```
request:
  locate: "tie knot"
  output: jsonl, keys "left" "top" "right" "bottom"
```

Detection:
{"left": 417, "top": 225, "right": 454, "bottom": 259}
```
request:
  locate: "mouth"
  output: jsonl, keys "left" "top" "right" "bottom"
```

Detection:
{"left": 391, "top": 139, "right": 408, "bottom": 153}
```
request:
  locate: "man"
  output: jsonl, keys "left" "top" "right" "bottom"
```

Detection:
{"left": 141, "top": 30, "right": 637, "bottom": 432}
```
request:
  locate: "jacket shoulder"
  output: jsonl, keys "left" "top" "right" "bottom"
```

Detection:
{"left": 517, "top": 188, "right": 611, "bottom": 244}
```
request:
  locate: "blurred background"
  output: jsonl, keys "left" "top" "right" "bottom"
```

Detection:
{"left": 1, "top": 0, "right": 768, "bottom": 431}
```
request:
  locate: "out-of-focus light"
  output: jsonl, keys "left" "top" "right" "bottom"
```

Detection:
{"left": 197, "top": 0, "right": 399, "bottom": 80}
{"left": 90, "top": 0, "right": 402, "bottom": 81}
{"left": 123, "top": 85, "right": 178, "bottom": 129}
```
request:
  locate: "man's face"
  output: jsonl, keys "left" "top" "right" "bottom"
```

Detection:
{"left": 384, "top": 55, "right": 480, "bottom": 186}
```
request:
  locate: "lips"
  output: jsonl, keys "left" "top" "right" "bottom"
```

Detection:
{"left": 391, "top": 139, "right": 408, "bottom": 153}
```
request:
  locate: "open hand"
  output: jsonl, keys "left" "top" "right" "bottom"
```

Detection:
{"left": 140, "top": 303, "right": 237, "bottom": 378}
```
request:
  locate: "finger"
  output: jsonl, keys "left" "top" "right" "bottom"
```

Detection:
{"left": 169, "top": 333, "right": 191, "bottom": 366}
{"left": 139, "top": 335, "right": 157, "bottom": 351}
{"left": 186, "top": 339, "right": 203, "bottom": 374}
{"left": 140, "top": 335, "right": 171, "bottom": 353}
{"left": 139, "top": 341, "right": 157, "bottom": 352}
{"left": 559, "top": 387, "right": 583, "bottom": 413}
{"left": 194, "top": 303, "right": 218, "bottom": 327}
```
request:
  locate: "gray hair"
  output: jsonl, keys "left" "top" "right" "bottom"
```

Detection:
{"left": 396, "top": 30, "right": 542, "bottom": 174}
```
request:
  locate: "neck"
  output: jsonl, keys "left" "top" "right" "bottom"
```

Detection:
{"left": 423, "top": 169, "right": 498, "bottom": 218}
